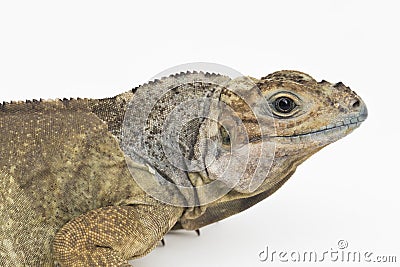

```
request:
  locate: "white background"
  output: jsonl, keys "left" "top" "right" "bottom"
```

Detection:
{"left": 0, "top": 1, "right": 399, "bottom": 266}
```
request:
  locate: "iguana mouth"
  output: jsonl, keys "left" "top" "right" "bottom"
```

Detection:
{"left": 249, "top": 110, "right": 368, "bottom": 142}
{"left": 288, "top": 106, "right": 368, "bottom": 139}
{"left": 280, "top": 115, "right": 367, "bottom": 138}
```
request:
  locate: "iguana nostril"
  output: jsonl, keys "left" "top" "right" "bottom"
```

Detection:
{"left": 351, "top": 99, "right": 360, "bottom": 109}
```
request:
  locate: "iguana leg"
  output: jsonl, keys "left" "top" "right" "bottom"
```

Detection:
{"left": 53, "top": 204, "right": 183, "bottom": 267}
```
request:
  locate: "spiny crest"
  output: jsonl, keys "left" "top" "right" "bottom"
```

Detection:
{"left": 131, "top": 71, "right": 228, "bottom": 94}
{"left": 0, "top": 98, "right": 88, "bottom": 112}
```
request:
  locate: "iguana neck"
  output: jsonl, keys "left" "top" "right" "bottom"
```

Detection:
{"left": 88, "top": 91, "right": 134, "bottom": 142}
{"left": 90, "top": 73, "right": 240, "bottom": 208}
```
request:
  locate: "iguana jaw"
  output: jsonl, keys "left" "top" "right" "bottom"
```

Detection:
{"left": 269, "top": 109, "right": 367, "bottom": 140}
{"left": 247, "top": 114, "right": 365, "bottom": 143}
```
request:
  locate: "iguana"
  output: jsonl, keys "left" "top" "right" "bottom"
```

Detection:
{"left": 0, "top": 70, "right": 367, "bottom": 266}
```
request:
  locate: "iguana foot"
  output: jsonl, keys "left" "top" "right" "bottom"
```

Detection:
{"left": 53, "top": 205, "right": 183, "bottom": 267}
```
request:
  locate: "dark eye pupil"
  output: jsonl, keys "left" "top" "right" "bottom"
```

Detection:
{"left": 275, "top": 97, "right": 295, "bottom": 113}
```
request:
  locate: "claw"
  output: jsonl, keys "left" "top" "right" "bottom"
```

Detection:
{"left": 161, "top": 238, "right": 165, "bottom": 246}
{"left": 195, "top": 229, "right": 200, "bottom": 236}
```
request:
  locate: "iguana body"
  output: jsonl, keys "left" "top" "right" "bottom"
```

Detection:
{"left": 0, "top": 70, "right": 367, "bottom": 266}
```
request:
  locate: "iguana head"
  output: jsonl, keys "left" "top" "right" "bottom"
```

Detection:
{"left": 257, "top": 70, "right": 367, "bottom": 146}
{"left": 197, "top": 70, "right": 367, "bottom": 194}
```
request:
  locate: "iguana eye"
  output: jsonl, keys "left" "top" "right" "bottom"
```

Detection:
{"left": 269, "top": 92, "right": 300, "bottom": 118}
{"left": 274, "top": 97, "right": 296, "bottom": 113}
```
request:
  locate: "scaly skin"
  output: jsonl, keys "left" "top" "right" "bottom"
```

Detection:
{"left": 0, "top": 70, "right": 367, "bottom": 266}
